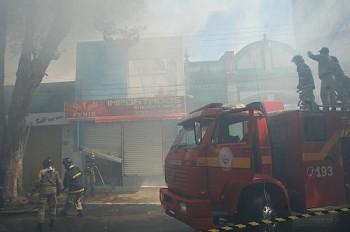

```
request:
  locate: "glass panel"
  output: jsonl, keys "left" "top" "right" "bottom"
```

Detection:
{"left": 213, "top": 114, "right": 249, "bottom": 144}
{"left": 172, "top": 118, "right": 212, "bottom": 149}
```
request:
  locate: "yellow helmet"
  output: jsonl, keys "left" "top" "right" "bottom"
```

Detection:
{"left": 90, "top": 152, "right": 96, "bottom": 159}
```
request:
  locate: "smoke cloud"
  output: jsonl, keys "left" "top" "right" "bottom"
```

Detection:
{"left": 6, "top": 0, "right": 349, "bottom": 84}
{"left": 140, "top": 0, "right": 294, "bottom": 60}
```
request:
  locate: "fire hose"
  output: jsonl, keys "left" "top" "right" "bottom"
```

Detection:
{"left": 0, "top": 206, "right": 38, "bottom": 215}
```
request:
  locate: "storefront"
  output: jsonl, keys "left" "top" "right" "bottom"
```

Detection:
{"left": 65, "top": 96, "right": 185, "bottom": 186}
{"left": 23, "top": 112, "right": 71, "bottom": 190}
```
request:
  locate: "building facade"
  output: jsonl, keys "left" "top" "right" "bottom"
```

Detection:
{"left": 72, "top": 38, "right": 186, "bottom": 186}
{"left": 185, "top": 35, "right": 298, "bottom": 112}
{"left": 18, "top": 35, "right": 303, "bottom": 189}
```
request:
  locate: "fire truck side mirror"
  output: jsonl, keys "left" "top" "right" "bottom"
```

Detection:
{"left": 194, "top": 121, "right": 202, "bottom": 144}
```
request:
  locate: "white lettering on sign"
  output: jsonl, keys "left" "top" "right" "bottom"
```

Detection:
{"left": 26, "top": 112, "right": 68, "bottom": 126}
{"left": 306, "top": 166, "right": 333, "bottom": 178}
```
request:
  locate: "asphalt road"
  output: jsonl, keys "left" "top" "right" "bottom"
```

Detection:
{"left": 0, "top": 203, "right": 194, "bottom": 232}
{"left": 1, "top": 203, "right": 350, "bottom": 232}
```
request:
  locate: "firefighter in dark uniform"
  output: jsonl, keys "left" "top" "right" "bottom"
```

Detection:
{"left": 291, "top": 55, "right": 318, "bottom": 110}
{"left": 344, "top": 75, "right": 350, "bottom": 100}
{"left": 60, "top": 157, "right": 85, "bottom": 217}
{"left": 308, "top": 47, "right": 336, "bottom": 111}
{"left": 84, "top": 152, "right": 96, "bottom": 197}
{"left": 32, "top": 158, "right": 62, "bottom": 231}
{"left": 330, "top": 56, "right": 350, "bottom": 109}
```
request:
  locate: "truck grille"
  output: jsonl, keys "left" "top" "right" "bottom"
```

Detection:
{"left": 165, "top": 167, "right": 188, "bottom": 190}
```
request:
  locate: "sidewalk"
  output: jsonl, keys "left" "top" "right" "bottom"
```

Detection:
{"left": 84, "top": 186, "right": 161, "bottom": 204}
{"left": 0, "top": 186, "right": 162, "bottom": 214}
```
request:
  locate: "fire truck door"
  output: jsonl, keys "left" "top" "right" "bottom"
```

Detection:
{"left": 206, "top": 114, "right": 254, "bottom": 198}
{"left": 253, "top": 116, "right": 273, "bottom": 176}
{"left": 252, "top": 120, "right": 261, "bottom": 173}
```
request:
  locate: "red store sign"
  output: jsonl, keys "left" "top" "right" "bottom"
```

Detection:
{"left": 64, "top": 96, "right": 186, "bottom": 121}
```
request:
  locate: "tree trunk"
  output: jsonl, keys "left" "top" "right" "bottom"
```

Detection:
{"left": 2, "top": 149, "right": 25, "bottom": 205}
{"left": 3, "top": 77, "right": 32, "bottom": 204}
{"left": 1, "top": 0, "right": 37, "bottom": 205}
{"left": 2, "top": 0, "right": 82, "bottom": 206}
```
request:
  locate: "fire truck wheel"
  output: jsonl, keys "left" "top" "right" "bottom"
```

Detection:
{"left": 240, "top": 191, "right": 292, "bottom": 232}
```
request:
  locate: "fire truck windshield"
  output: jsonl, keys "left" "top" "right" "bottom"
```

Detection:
{"left": 172, "top": 118, "right": 213, "bottom": 149}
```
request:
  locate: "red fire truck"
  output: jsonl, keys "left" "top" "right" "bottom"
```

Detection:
{"left": 160, "top": 102, "right": 350, "bottom": 230}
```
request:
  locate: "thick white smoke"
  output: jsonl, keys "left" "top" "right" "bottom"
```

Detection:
{"left": 140, "top": 0, "right": 293, "bottom": 60}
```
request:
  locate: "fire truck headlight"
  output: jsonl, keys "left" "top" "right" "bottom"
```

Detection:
{"left": 179, "top": 202, "right": 187, "bottom": 213}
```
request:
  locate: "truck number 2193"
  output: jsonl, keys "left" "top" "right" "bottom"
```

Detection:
{"left": 306, "top": 166, "right": 333, "bottom": 178}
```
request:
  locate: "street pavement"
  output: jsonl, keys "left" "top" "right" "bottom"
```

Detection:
{"left": 1, "top": 187, "right": 350, "bottom": 232}
{"left": 0, "top": 204, "right": 194, "bottom": 232}
{"left": 0, "top": 187, "right": 196, "bottom": 232}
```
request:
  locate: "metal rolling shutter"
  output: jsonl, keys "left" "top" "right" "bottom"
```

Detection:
{"left": 83, "top": 122, "right": 122, "bottom": 157}
{"left": 124, "top": 121, "right": 163, "bottom": 176}
{"left": 23, "top": 126, "right": 62, "bottom": 190}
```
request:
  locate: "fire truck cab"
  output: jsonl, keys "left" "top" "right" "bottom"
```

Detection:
{"left": 160, "top": 102, "right": 350, "bottom": 230}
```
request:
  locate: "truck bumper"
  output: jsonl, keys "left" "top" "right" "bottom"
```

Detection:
{"left": 159, "top": 188, "right": 214, "bottom": 230}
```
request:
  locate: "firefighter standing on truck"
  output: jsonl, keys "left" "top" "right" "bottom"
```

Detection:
{"left": 307, "top": 47, "right": 336, "bottom": 111}
{"left": 60, "top": 157, "right": 84, "bottom": 217}
{"left": 291, "top": 55, "right": 318, "bottom": 110}
{"left": 330, "top": 55, "right": 350, "bottom": 109}
{"left": 84, "top": 152, "right": 96, "bottom": 197}
{"left": 32, "top": 157, "right": 62, "bottom": 232}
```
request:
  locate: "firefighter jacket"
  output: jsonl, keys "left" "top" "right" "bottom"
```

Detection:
{"left": 63, "top": 165, "right": 85, "bottom": 194}
{"left": 296, "top": 62, "right": 315, "bottom": 90}
{"left": 85, "top": 164, "right": 95, "bottom": 176}
{"left": 33, "top": 168, "right": 62, "bottom": 195}
{"left": 84, "top": 157, "right": 95, "bottom": 176}
{"left": 333, "top": 61, "right": 346, "bottom": 82}
{"left": 307, "top": 52, "right": 333, "bottom": 79}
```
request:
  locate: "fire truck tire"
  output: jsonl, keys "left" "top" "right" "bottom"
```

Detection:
{"left": 240, "top": 191, "right": 292, "bottom": 232}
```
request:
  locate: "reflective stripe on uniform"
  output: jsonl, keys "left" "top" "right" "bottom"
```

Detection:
{"left": 69, "top": 188, "right": 84, "bottom": 194}
{"left": 72, "top": 172, "right": 82, "bottom": 179}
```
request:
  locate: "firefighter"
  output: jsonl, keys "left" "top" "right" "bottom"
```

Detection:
{"left": 344, "top": 75, "right": 350, "bottom": 99}
{"left": 291, "top": 55, "right": 318, "bottom": 110}
{"left": 307, "top": 47, "right": 336, "bottom": 111}
{"left": 60, "top": 157, "right": 85, "bottom": 217}
{"left": 84, "top": 152, "right": 96, "bottom": 197}
{"left": 31, "top": 158, "right": 62, "bottom": 232}
{"left": 330, "top": 56, "right": 350, "bottom": 109}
